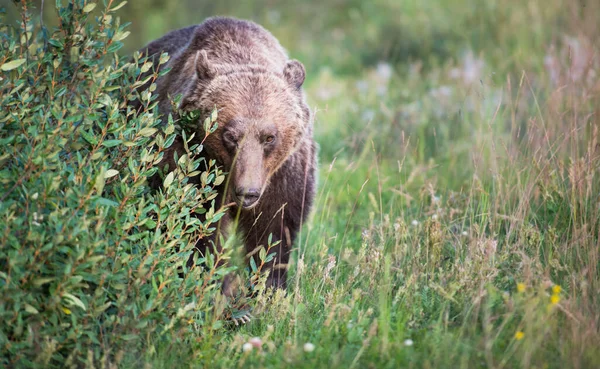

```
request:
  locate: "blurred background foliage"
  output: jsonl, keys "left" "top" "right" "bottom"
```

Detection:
{"left": 2, "top": 0, "right": 586, "bottom": 76}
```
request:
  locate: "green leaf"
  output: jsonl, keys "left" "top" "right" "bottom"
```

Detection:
{"left": 48, "top": 39, "right": 64, "bottom": 49}
{"left": 1, "top": 58, "right": 26, "bottom": 71}
{"left": 105, "top": 169, "right": 119, "bottom": 178}
{"left": 95, "top": 302, "right": 112, "bottom": 314}
{"left": 140, "top": 62, "right": 152, "bottom": 73}
{"left": 107, "top": 42, "right": 123, "bottom": 53}
{"left": 32, "top": 278, "right": 54, "bottom": 287}
{"left": 143, "top": 218, "right": 157, "bottom": 229}
{"left": 139, "top": 127, "right": 157, "bottom": 137}
{"left": 210, "top": 109, "right": 218, "bottom": 122}
{"left": 24, "top": 304, "right": 39, "bottom": 314}
{"left": 214, "top": 175, "right": 225, "bottom": 186}
{"left": 259, "top": 247, "right": 266, "bottom": 262}
{"left": 95, "top": 168, "right": 106, "bottom": 194}
{"left": 95, "top": 198, "right": 120, "bottom": 207}
{"left": 79, "top": 127, "right": 98, "bottom": 145}
{"left": 82, "top": 3, "right": 96, "bottom": 13}
{"left": 159, "top": 53, "right": 170, "bottom": 65}
{"left": 110, "top": 1, "right": 128, "bottom": 12}
{"left": 102, "top": 139, "right": 122, "bottom": 147}
{"left": 113, "top": 31, "right": 130, "bottom": 42}
{"left": 164, "top": 172, "right": 174, "bottom": 188}
{"left": 120, "top": 334, "right": 138, "bottom": 341}
{"left": 63, "top": 292, "right": 86, "bottom": 311}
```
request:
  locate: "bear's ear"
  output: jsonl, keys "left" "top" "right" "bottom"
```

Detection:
{"left": 283, "top": 60, "right": 306, "bottom": 89}
{"left": 195, "top": 50, "right": 216, "bottom": 80}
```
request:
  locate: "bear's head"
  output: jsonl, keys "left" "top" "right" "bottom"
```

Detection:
{"left": 181, "top": 50, "right": 310, "bottom": 209}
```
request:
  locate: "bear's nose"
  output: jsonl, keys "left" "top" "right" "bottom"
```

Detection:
{"left": 235, "top": 188, "right": 261, "bottom": 208}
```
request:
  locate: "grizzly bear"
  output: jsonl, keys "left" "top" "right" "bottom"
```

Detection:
{"left": 137, "top": 17, "right": 316, "bottom": 292}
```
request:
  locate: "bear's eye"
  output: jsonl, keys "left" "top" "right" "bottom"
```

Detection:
{"left": 264, "top": 135, "right": 275, "bottom": 144}
{"left": 223, "top": 131, "right": 238, "bottom": 146}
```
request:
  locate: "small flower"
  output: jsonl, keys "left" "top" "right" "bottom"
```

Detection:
{"left": 356, "top": 80, "right": 369, "bottom": 94}
{"left": 249, "top": 337, "right": 262, "bottom": 348}
{"left": 431, "top": 214, "right": 438, "bottom": 220}
{"left": 552, "top": 285, "right": 561, "bottom": 295}
{"left": 32, "top": 192, "right": 39, "bottom": 200}
{"left": 517, "top": 283, "right": 526, "bottom": 293}
{"left": 515, "top": 331, "right": 524, "bottom": 340}
{"left": 376, "top": 62, "right": 393, "bottom": 81}
{"left": 242, "top": 342, "right": 253, "bottom": 353}
{"left": 550, "top": 294, "right": 560, "bottom": 305}
{"left": 462, "top": 231, "right": 468, "bottom": 236}
{"left": 187, "top": 318, "right": 194, "bottom": 325}
{"left": 411, "top": 220, "right": 419, "bottom": 227}
{"left": 403, "top": 339, "right": 414, "bottom": 347}
{"left": 303, "top": 342, "right": 315, "bottom": 352}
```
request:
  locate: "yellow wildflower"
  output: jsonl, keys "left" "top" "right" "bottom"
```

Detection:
{"left": 516, "top": 283, "right": 526, "bottom": 293}
{"left": 514, "top": 331, "right": 524, "bottom": 340}
{"left": 552, "top": 285, "right": 561, "bottom": 295}
{"left": 550, "top": 294, "right": 560, "bottom": 305}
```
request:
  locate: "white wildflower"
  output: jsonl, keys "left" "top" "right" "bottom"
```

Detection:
{"left": 376, "top": 62, "right": 393, "bottom": 81}
{"left": 242, "top": 342, "right": 253, "bottom": 353}
{"left": 303, "top": 342, "right": 315, "bottom": 353}
{"left": 404, "top": 339, "right": 414, "bottom": 346}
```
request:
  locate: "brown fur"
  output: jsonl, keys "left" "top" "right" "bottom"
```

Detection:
{"left": 138, "top": 17, "right": 317, "bottom": 291}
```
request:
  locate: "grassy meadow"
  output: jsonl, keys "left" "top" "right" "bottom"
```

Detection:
{"left": 2, "top": 0, "right": 599, "bottom": 368}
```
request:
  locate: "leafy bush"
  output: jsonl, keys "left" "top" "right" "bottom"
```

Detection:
{"left": 0, "top": 1, "right": 230, "bottom": 367}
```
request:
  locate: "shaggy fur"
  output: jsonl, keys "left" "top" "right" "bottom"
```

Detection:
{"left": 138, "top": 17, "right": 317, "bottom": 291}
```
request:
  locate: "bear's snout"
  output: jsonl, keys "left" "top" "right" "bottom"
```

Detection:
{"left": 235, "top": 187, "right": 261, "bottom": 208}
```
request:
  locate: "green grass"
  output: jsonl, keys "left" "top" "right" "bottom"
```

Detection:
{"left": 130, "top": 0, "right": 599, "bottom": 367}
{"left": 4, "top": 0, "right": 600, "bottom": 367}
{"left": 110, "top": 0, "right": 600, "bottom": 367}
